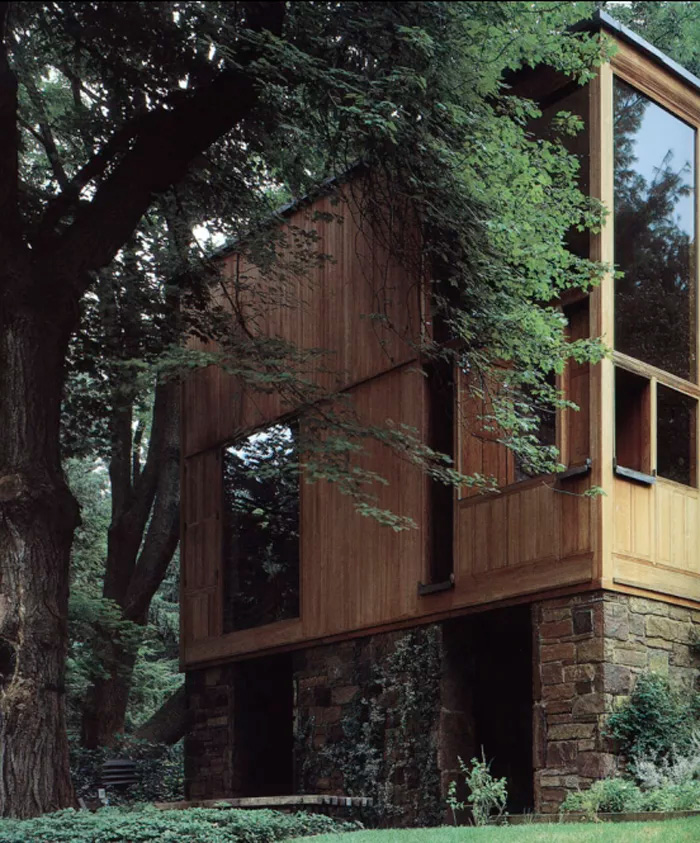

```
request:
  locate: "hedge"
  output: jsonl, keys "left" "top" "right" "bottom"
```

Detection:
{"left": 0, "top": 805, "right": 359, "bottom": 842}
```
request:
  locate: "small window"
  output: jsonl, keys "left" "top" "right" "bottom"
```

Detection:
{"left": 615, "top": 368, "right": 651, "bottom": 474}
{"left": 222, "top": 422, "right": 300, "bottom": 632}
{"left": 425, "top": 359, "right": 454, "bottom": 584}
{"left": 657, "top": 386, "right": 697, "bottom": 486}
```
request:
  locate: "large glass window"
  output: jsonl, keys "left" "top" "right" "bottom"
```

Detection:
{"left": 614, "top": 78, "right": 696, "bottom": 381}
{"left": 223, "top": 423, "right": 300, "bottom": 632}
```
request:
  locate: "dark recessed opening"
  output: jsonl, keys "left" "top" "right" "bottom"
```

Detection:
{"left": 657, "top": 385, "right": 697, "bottom": 486}
{"left": 426, "top": 359, "right": 455, "bottom": 584}
{"left": 233, "top": 653, "right": 294, "bottom": 796}
{"left": 615, "top": 368, "right": 651, "bottom": 474}
{"left": 442, "top": 607, "right": 533, "bottom": 816}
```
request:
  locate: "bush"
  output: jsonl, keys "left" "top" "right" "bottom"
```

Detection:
{"left": 605, "top": 673, "right": 700, "bottom": 765}
{"left": 631, "top": 730, "right": 700, "bottom": 789}
{"left": 561, "top": 776, "right": 700, "bottom": 817}
{"left": 70, "top": 737, "right": 184, "bottom": 803}
{"left": 638, "top": 781, "right": 700, "bottom": 812}
{"left": 0, "top": 806, "right": 359, "bottom": 843}
{"left": 560, "top": 778, "right": 642, "bottom": 817}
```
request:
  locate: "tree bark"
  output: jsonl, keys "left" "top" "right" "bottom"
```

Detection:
{"left": 0, "top": 306, "right": 79, "bottom": 817}
{"left": 0, "top": 0, "right": 285, "bottom": 813}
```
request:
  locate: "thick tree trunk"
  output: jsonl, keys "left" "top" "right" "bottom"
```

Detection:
{"left": 0, "top": 307, "right": 79, "bottom": 817}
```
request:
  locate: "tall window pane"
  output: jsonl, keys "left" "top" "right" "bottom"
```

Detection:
{"left": 223, "top": 423, "right": 300, "bottom": 632}
{"left": 614, "top": 78, "right": 696, "bottom": 381}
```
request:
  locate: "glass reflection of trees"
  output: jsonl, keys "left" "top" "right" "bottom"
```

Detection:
{"left": 614, "top": 78, "right": 696, "bottom": 382}
{"left": 223, "top": 423, "right": 300, "bottom": 632}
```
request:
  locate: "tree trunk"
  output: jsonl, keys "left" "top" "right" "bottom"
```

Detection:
{"left": 0, "top": 306, "right": 79, "bottom": 817}
{"left": 80, "top": 637, "right": 140, "bottom": 749}
{"left": 81, "top": 380, "right": 180, "bottom": 749}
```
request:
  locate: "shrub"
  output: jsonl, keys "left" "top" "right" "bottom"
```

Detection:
{"left": 638, "top": 781, "right": 700, "bottom": 812}
{"left": 631, "top": 730, "right": 700, "bottom": 789}
{"left": 0, "top": 806, "right": 359, "bottom": 843}
{"left": 561, "top": 776, "right": 700, "bottom": 817}
{"left": 605, "top": 672, "right": 700, "bottom": 765}
{"left": 560, "top": 778, "right": 642, "bottom": 818}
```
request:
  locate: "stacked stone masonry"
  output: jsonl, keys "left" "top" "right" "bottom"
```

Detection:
{"left": 185, "top": 666, "right": 236, "bottom": 801}
{"left": 184, "top": 591, "right": 700, "bottom": 819}
{"left": 533, "top": 591, "right": 700, "bottom": 813}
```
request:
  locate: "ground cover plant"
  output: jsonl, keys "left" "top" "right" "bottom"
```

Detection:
{"left": 288, "top": 817, "right": 700, "bottom": 843}
{"left": 558, "top": 673, "right": 700, "bottom": 818}
{"left": 0, "top": 806, "right": 358, "bottom": 843}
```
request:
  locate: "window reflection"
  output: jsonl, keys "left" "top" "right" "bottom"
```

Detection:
{"left": 614, "top": 78, "right": 696, "bottom": 381}
{"left": 223, "top": 423, "right": 300, "bottom": 631}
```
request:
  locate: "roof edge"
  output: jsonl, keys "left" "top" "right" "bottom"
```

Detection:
{"left": 577, "top": 9, "right": 700, "bottom": 94}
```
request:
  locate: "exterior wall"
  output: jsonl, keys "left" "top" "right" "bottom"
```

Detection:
{"left": 185, "top": 665, "right": 235, "bottom": 800}
{"left": 293, "top": 628, "right": 444, "bottom": 826}
{"left": 184, "top": 627, "right": 445, "bottom": 825}
{"left": 185, "top": 591, "right": 700, "bottom": 819}
{"left": 533, "top": 591, "right": 700, "bottom": 813}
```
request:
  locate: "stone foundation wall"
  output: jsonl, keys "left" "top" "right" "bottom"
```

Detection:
{"left": 293, "top": 627, "right": 444, "bottom": 826}
{"left": 533, "top": 591, "right": 700, "bottom": 813}
{"left": 185, "top": 665, "right": 235, "bottom": 800}
{"left": 184, "top": 590, "right": 699, "bottom": 818}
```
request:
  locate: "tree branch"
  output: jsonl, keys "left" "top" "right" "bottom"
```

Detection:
{"left": 42, "top": 1, "right": 285, "bottom": 293}
{"left": 21, "top": 72, "right": 69, "bottom": 189}
{"left": 123, "top": 380, "right": 180, "bottom": 621}
{"left": 0, "top": 1, "right": 21, "bottom": 245}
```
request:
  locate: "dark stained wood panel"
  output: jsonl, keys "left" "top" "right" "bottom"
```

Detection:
{"left": 182, "top": 190, "right": 422, "bottom": 457}
{"left": 181, "top": 448, "right": 223, "bottom": 644}
{"left": 300, "top": 364, "right": 427, "bottom": 638}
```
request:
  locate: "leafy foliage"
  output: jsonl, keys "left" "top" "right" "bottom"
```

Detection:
{"left": 447, "top": 753, "right": 508, "bottom": 827}
{"left": 70, "top": 738, "right": 184, "bottom": 804}
{"left": 560, "top": 776, "right": 700, "bottom": 817}
{"left": 605, "top": 672, "right": 700, "bottom": 765}
{"left": 0, "top": 806, "right": 357, "bottom": 843}
{"left": 65, "top": 455, "right": 182, "bottom": 742}
{"left": 317, "top": 627, "right": 443, "bottom": 826}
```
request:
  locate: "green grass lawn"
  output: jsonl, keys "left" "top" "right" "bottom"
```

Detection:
{"left": 290, "top": 817, "right": 700, "bottom": 843}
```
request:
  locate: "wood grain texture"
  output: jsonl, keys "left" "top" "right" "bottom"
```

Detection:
{"left": 182, "top": 189, "right": 422, "bottom": 457}
{"left": 299, "top": 364, "right": 426, "bottom": 638}
{"left": 181, "top": 448, "right": 223, "bottom": 645}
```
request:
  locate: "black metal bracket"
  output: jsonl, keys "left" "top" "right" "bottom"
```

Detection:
{"left": 557, "top": 458, "right": 592, "bottom": 481}
{"left": 418, "top": 576, "right": 455, "bottom": 596}
{"left": 613, "top": 460, "right": 656, "bottom": 486}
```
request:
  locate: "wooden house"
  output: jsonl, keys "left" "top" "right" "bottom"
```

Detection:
{"left": 181, "top": 12, "right": 700, "bottom": 818}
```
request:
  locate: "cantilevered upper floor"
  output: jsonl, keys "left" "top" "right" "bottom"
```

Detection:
{"left": 180, "top": 13, "right": 700, "bottom": 669}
